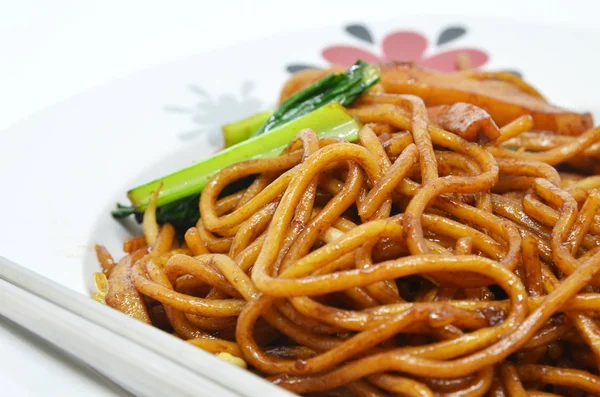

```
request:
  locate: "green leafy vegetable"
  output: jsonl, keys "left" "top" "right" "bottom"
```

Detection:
{"left": 113, "top": 60, "right": 380, "bottom": 229}
{"left": 113, "top": 103, "right": 363, "bottom": 227}
{"left": 251, "top": 60, "right": 379, "bottom": 138}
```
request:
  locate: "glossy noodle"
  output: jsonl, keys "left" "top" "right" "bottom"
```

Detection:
{"left": 97, "top": 63, "right": 600, "bottom": 396}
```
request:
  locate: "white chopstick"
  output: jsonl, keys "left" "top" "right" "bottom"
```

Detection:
{"left": 0, "top": 256, "right": 294, "bottom": 397}
{"left": 0, "top": 278, "right": 231, "bottom": 397}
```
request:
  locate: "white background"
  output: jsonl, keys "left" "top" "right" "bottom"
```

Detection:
{"left": 1, "top": 0, "right": 599, "bottom": 395}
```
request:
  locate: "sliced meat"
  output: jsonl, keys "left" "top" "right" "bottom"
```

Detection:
{"left": 105, "top": 249, "right": 151, "bottom": 324}
{"left": 381, "top": 63, "right": 593, "bottom": 136}
{"left": 428, "top": 102, "right": 500, "bottom": 143}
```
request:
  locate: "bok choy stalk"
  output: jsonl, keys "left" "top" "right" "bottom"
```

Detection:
{"left": 113, "top": 60, "right": 380, "bottom": 230}
{"left": 113, "top": 103, "right": 363, "bottom": 228}
{"left": 221, "top": 110, "right": 273, "bottom": 148}
{"left": 223, "top": 60, "right": 380, "bottom": 147}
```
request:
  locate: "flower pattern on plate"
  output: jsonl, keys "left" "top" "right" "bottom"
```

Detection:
{"left": 287, "top": 24, "right": 489, "bottom": 73}
{"left": 165, "top": 81, "right": 262, "bottom": 143}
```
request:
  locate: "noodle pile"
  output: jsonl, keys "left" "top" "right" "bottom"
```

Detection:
{"left": 96, "top": 63, "right": 600, "bottom": 396}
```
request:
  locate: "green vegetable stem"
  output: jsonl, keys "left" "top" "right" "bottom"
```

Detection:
{"left": 113, "top": 103, "right": 363, "bottom": 228}
{"left": 112, "top": 60, "right": 380, "bottom": 230}
{"left": 252, "top": 60, "right": 379, "bottom": 138}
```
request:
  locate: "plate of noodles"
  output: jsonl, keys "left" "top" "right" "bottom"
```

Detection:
{"left": 3, "top": 15, "right": 600, "bottom": 396}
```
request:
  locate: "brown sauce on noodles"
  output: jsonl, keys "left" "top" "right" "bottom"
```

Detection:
{"left": 96, "top": 64, "right": 600, "bottom": 396}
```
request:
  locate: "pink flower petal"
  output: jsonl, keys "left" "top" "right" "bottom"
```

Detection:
{"left": 419, "top": 49, "right": 488, "bottom": 72}
{"left": 381, "top": 31, "right": 428, "bottom": 62}
{"left": 322, "top": 46, "right": 381, "bottom": 68}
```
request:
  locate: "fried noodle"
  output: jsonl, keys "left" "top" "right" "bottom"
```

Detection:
{"left": 97, "top": 63, "right": 600, "bottom": 396}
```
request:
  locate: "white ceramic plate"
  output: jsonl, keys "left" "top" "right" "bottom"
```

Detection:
{"left": 1, "top": 14, "right": 599, "bottom": 393}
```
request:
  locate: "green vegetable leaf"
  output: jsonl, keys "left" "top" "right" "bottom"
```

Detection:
{"left": 112, "top": 60, "right": 380, "bottom": 230}
{"left": 251, "top": 60, "right": 379, "bottom": 138}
